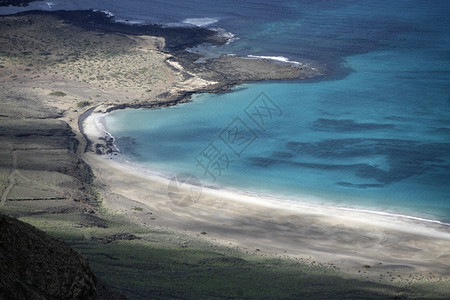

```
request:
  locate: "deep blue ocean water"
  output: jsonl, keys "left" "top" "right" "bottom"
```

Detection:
{"left": 3, "top": 1, "right": 449, "bottom": 222}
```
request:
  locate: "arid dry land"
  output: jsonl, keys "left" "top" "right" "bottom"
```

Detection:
{"left": 1, "top": 10, "right": 449, "bottom": 299}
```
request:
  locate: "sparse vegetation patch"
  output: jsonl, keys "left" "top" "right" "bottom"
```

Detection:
{"left": 49, "top": 91, "right": 66, "bottom": 97}
{"left": 77, "top": 100, "right": 90, "bottom": 108}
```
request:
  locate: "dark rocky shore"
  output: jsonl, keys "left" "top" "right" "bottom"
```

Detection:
{"left": 14, "top": 9, "right": 228, "bottom": 52}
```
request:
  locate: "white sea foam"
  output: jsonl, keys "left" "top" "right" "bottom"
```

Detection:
{"left": 217, "top": 185, "right": 450, "bottom": 228}
{"left": 183, "top": 17, "right": 219, "bottom": 27}
{"left": 100, "top": 10, "right": 115, "bottom": 18}
{"left": 246, "top": 55, "right": 303, "bottom": 66}
{"left": 94, "top": 113, "right": 120, "bottom": 153}
{"left": 92, "top": 10, "right": 145, "bottom": 25}
{"left": 329, "top": 206, "right": 450, "bottom": 227}
{"left": 211, "top": 28, "right": 239, "bottom": 44}
{"left": 115, "top": 19, "right": 145, "bottom": 25}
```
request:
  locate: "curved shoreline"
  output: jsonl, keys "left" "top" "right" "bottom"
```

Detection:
{"left": 84, "top": 110, "right": 450, "bottom": 228}
{"left": 87, "top": 108, "right": 450, "bottom": 227}
{"left": 82, "top": 110, "right": 450, "bottom": 276}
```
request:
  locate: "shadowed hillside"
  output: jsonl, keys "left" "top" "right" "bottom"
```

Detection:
{"left": 0, "top": 213, "right": 98, "bottom": 299}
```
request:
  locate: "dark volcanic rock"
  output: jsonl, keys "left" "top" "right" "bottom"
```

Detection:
{"left": 0, "top": 214, "right": 98, "bottom": 299}
{"left": 13, "top": 10, "right": 227, "bottom": 51}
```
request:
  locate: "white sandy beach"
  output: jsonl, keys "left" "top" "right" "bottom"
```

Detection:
{"left": 82, "top": 111, "right": 450, "bottom": 280}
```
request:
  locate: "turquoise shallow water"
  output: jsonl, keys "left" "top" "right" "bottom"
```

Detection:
{"left": 104, "top": 1, "right": 450, "bottom": 222}
{"left": 4, "top": 1, "right": 448, "bottom": 222}
{"left": 102, "top": 1, "right": 450, "bottom": 223}
{"left": 105, "top": 72, "right": 450, "bottom": 222}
